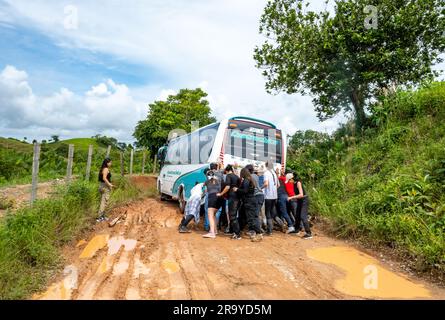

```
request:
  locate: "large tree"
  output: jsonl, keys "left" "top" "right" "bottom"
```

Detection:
{"left": 289, "top": 129, "right": 330, "bottom": 151}
{"left": 254, "top": 0, "right": 445, "bottom": 128}
{"left": 133, "top": 88, "right": 216, "bottom": 154}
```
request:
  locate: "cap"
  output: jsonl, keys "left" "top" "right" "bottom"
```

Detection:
{"left": 286, "top": 173, "right": 294, "bottom": 182}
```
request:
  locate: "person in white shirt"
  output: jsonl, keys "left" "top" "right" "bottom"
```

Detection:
{"left": 178, "top": 182, "right": 204, "bottom": 233}
{"left": 261, "top": 161, "right": 278, "bottom": 235}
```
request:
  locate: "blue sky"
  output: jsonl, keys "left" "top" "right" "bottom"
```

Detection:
{"left": 0, "top": 0, "right": 442, "bottom": 143}
{"left": 0, "top": 24, "right": 168, "bottom": 94}
{"left": 1, "top": 0, "right": 345, "bottom": 143}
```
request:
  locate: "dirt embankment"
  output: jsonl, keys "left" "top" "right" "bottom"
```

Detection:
{"left": 34, "top": 185, "right": 445, "bottom": 300}
{"left": 0, "top": 180, "right": 64, "bottom": 216}
{"left": 0, "top": 175, "right": 157, "bottom": 217}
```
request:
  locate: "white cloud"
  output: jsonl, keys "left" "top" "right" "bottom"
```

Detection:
{"left": 156, "top": 89, "right": 177, "bottom": 101}
{"left": 0, "top": 65, "right": 148, "bottom": 142}
{"left": 0, "top": 0, "right": 356, "bottom": 142}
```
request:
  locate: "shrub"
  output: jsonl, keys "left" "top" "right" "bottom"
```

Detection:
{"left": 289, "top": 82, "right": 445, "bottom": 272}
{"left": 0, "top": 177, "right": 143, "bottom": 299}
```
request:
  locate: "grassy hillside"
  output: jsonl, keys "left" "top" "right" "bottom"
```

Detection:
{"left": 51, "top": 138, "right": 102, "bottom": 151}
{"left": 0, "top": 138, "right": 33, "bottom": 153}
{"left": 1, "top": 137, "right": 103, "bottom": 153}
{"left": 288, "top": 82, "right": 445, "bottom": 273}
{"left": 0, "top": 138, "right": 152, "bottom": 187}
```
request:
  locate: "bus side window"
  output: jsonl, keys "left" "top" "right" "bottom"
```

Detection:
{"left": 190, "top": 131, "right": 200, "bottom": 164}
{"left": 199, "top": 125, "right": 218, "bottom": 163}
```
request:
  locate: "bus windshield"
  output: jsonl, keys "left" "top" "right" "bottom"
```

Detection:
{"left": 224, "top": 120, "right": 282, "bottom": 164}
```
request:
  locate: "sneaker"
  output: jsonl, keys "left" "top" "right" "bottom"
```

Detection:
{"left": 286, "top": 226, "right": 296, "bottom": 234}
{"left": 203, "top": 233, "right": 216, "bottom": 239}
{"left": 245, "top": 230, "right": 256, "bottom": 237}
{"left": 303, "top": 233, "right": 313, "bottom": 239}
{"left": 251, "top": 234, "right": 263, "bottom": 242}
{"left": 224, "top": 226, "right": 231, "bottom": 234}
{"left": 288, "top": 229, "right": 299, "bottom": 234}
{"left": 103, "top": 216, "right": 109, "bottom": 221}
{"left": 265, "top": 231, "right": 272, "bottom": 236}
{"left": 96, "top": 217, "right": 104, "bottom": 223}
{"left": 231, "top": 234, "right": 242, "bottom": 240}
{"left": 179, "top": 226, "right": 191, "bottom": 233}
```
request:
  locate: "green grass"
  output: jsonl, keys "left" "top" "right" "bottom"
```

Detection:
{"left": 288, "top": 82, "right": 445, "bottom": 273}
{"left": 0, "top": 138, "right": 33, "bottom": 153}
{"left": 50, "top": 138, "right": 103, "bottom": 152}
{"left": 0, "top": 136, "right": 153, "bottom": 188}
{"left": 0, "top": 176, "right": 147, "bottom": 300}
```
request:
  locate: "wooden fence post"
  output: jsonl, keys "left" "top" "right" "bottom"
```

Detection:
{"left": 153, "top": 154, "right": 158, "bottom": 174}
{"left": 106, "top": 145, "right": 111, "bottom": 158}
{"left": 85, "top": 145, "right": 93, "bottom": 181}
{"left": 142, "top": 150, "right": 146, "bottom": 175}
{"left": 66, "top": 144, "right": 74, "bottom": 182}
{"left": 130, "top": 149, "right": 134, "bottom": 175}
{"left": 31, "top": 143, "right": 41, "bottom": 205}
{"left": 120, "top": 152, "right": 124, "bottom": 176}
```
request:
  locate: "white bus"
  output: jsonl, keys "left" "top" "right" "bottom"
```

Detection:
{"left": 157, "top": 116, "right": 286, "bottom": 212}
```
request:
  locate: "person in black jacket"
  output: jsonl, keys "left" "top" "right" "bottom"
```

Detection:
{"left": 234, "top": 168, "right": 263, "bottom": 242}
{"left": 223, "top": 165, "right": 241, "bottom": 239}
{"left": 288, "top": 173, "right": 312, "bottom": 239}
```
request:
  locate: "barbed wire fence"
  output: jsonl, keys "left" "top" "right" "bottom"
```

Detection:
{"left": 29, "top": 143, "right": 158, "bottom": 205}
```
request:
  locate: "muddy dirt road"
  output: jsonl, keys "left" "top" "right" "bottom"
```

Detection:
{"left": 35, "top": 194, "right": 445, "bottom": 300}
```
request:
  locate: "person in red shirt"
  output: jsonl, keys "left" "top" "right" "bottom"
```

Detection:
{"left": 287, "top": 172, "right": 312, "bottom": 239}
{"left": 285, "top": 173, "right": 298, "bottom": 225}
{"left": 275, "top": 168, "right": 294, "bottom": 233}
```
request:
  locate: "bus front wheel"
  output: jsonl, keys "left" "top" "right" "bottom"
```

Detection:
{"left": 178, "top": 190, "right": 186, "bottom": 214}
{"left": 159, "top": 182, "right": 167, "bottom": 201}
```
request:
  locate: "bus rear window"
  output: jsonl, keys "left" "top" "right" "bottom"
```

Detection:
{"left": 225, "top": 121, "right": 282, "bottom": 163}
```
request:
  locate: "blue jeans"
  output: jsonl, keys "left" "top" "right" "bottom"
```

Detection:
{"left": 204, "top": 194, "right": 223, "bottom": 231}
{"left": 278, "top": 193, "right": 293, "bottom": 227}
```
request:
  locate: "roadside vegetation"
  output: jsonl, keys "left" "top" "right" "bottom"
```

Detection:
{"left": 0, "top": 175, "right": 153, "bottom": 300}
{"left": 287, "top": 82, "right": 445, "bottom": 273}
{"left": 0, "top": 136, "right": 153, "bottom": 187}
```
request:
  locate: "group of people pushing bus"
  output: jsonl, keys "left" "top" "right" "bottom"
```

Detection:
{"left": 178, "top": 161, "right": 312, "bottom": 242}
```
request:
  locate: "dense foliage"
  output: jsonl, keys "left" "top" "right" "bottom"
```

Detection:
{"left": 255, "top": 0, "right": 445, "bottom": 127}
{"left": 133, "top": 88, "right": 216, "bottom": 154}
{"left": 287, "top": 82, "right": 445, "bottom": 271}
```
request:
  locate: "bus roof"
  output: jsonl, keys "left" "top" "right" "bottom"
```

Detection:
{"left": 229, "top": 116, "right": 277, "bottom": 129}
{"left": 168, "top": 117, "right": 278, "bottom": 143}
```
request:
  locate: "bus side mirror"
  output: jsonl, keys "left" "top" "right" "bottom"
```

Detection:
{"left": 157, "top": 147, "right": 167, "bottom": 164}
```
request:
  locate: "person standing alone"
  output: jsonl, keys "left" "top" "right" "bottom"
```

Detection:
{"left": 97, "top": 158, "right": 114, "bottom": 222}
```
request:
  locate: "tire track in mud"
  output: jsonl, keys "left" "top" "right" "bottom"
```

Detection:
{"left": 35, "top": 195, "right": 445, "bottom": 300}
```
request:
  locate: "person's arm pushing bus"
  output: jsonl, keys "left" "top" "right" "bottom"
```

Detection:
{"left": 289, "top": 181, "right": 304, "bottom": 200}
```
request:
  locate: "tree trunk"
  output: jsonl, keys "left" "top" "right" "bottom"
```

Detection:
{"left": 351, "top": 90, "right": 366, "bottom": 129}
